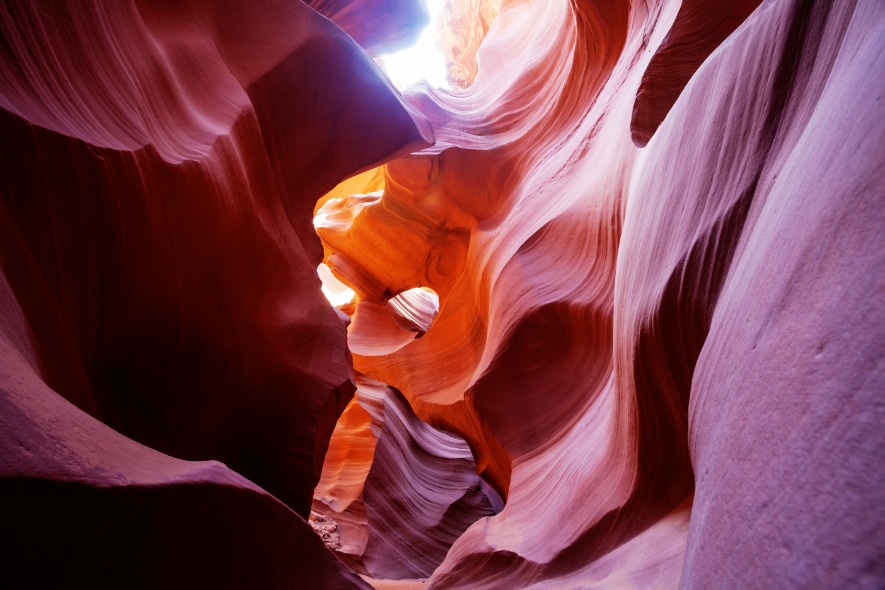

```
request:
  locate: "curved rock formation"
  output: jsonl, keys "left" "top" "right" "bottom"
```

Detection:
{"left": 0, "top": 0, "right": 433, "bottom": 515}
{"left": 313, "top": 376, "right": 502, "bottom": 579}
{"left": 316, "top": 0, "right": 885, "bottom": 588}
{"left": 629, "top": 0, "right": 762, "bottom": 146}
{"left": 2, "top": 0, "right": 883, "bottom": 587}
{"left": 0, "top": 0, "right": 428, "bottom": 586}
{"left": 307, "top": 0, "right": 430, "bottom": 55}
{"left": 438, "top": 0, "right": 501, "bottom": 88}
{"left": 0, "top": 268, "right": 370, "bottom": 589}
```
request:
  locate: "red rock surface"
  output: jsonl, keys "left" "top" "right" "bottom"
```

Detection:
{"left": 0, "top": 0, "right": 427, "bottom": 586}
{"left": 0, "top": 265, "right": 371, "bottom": 588}
{"left": 2, "top": 0, "right": 884, "bottom": 588}
{"left": 629, "top": 0, "right": 763, "bottom": 146}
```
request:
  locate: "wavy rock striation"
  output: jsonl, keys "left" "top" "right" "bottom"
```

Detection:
{"left": 2, "top": 0, "right": 883, "bottom": 588}
{"left": 317, "top": 0, "right": 885, "bottom": 588}
{"left": 0, "top": 0, "right": 430, "bottom": 586}
{"left": 438, "top": 0, "right": 501, "bottom": 89}
{"left": 314, "top": 376, "right": 502, "bottom": 579}
{"left": 629, "top": 0, "right": 763, "bottom": 146}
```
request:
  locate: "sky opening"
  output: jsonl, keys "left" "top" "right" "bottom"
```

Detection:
{"left": 380, "top": 0, "right": 450, "bottom": 90}
{"left": 317, "top": 263, "right": 355, "bottom": 307}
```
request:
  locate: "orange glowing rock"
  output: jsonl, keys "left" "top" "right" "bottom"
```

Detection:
{"left": 0, "top": 0, "right": 430, "bottom": 586}
{"left": 438, "top": 0, "right": 501, "bottom": 88}
{"left": 307, "top": 0, "right": 431, "bottom": 55}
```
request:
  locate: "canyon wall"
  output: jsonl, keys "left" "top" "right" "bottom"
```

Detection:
{"left": 317, "top": 0, "right": 885, "bottom": 587}
{"left": 1, "top": 0, "right": 883, "bottom": 588}
{"left": 0, "top": 0, "right": 428, "bottom": 587}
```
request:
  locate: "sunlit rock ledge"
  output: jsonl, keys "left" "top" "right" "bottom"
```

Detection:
{"left": 1, "top": 0, "right": 883, "bottom": 588}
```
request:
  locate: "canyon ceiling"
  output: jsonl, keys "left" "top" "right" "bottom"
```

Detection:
{"left": 0, "top": 0, "right": 883, "bottom": 588}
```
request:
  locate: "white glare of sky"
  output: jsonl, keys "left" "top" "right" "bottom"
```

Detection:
{"left": 380, "top": 0, "right": 451, "bottom": 91}
{"left": 317, "top": 263, "right": 355, "bottom": 307}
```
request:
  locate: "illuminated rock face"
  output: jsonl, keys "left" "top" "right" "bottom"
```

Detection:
{"left": 1, "top": 0, "right": 883, "bottom": 589}
{"left": 306, "top": 0, "right": 430, "bottom": 55}
{"left": 438, "top": 0, "right": 501, "bottom": 88}
{"left": 313, "top": 376, "right": 502, "bottom": 579}
{"left": 316, "top": 0, "right": 885, "bottom": 588}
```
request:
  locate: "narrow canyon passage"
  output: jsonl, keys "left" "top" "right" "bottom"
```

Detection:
{"left": 0, "top": 1, "right": 883, "bottom": 589}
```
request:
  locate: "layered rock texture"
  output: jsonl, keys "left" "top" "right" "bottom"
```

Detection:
{"left": 1, "top": 0, "right": 883, "bottom": 588}
{"left": 313, "top": 375, "right": 503, "bottom": 579}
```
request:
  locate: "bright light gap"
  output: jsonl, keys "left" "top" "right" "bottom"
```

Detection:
{"left": 380, "top": 0, "right": 450, "bottom": 91}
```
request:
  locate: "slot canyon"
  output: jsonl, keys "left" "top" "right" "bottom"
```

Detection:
{"left": 0, "top": 0, "right": 883, "bottom": 587}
